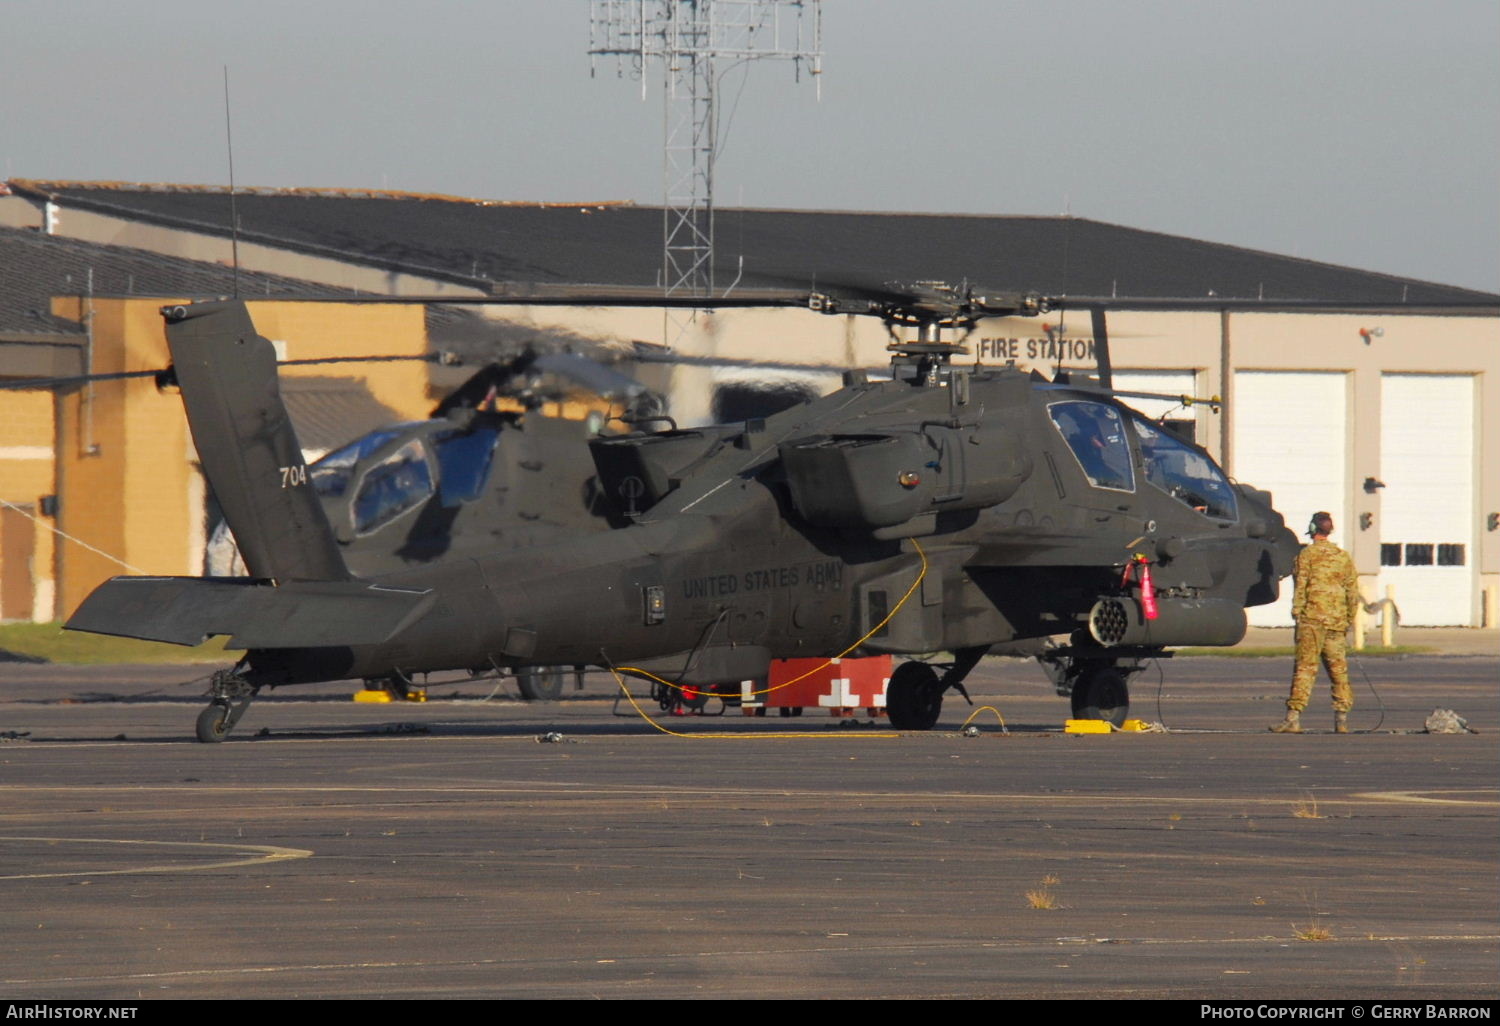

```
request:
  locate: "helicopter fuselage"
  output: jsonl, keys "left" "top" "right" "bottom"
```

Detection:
{"left": 240, "top": 366, "right": 1297, "bottom": 688}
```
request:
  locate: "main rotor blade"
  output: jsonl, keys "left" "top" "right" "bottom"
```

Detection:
{"left": 0, "top": 353, "right": 443, "bottom": 391}
{"left": 135, "top": 282, "right": 1054, "bottom": 322}
{"left": 625, "top": 349, "right": 853, "bottom": 374}
{"left": 1057, "top": 295, "right": 1499, "bottom": 314}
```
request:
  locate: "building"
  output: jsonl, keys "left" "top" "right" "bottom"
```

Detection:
{"left": 2, "top": 180, "right": 1495, "bottom": 625}
{"left": 0, "top": 218, "right": 431, "bottom": 621}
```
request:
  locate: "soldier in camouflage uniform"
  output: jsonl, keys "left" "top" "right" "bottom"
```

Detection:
{"left": 1271, "top": 512, "right": 1363, "bottom": 734}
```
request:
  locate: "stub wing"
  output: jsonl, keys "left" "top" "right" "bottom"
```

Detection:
{"left": 66, "top": 576, "right": 433, "bottom": 649}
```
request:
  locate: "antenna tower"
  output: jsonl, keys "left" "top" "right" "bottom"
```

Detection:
{"left": 589, "top": 1, "right": 822, "bottom": 306}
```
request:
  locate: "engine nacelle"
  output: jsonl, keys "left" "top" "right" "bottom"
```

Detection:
{"left": 590, "top": 427, "right": 736, "bottom": 513}
{"left": 780, "top": 426, "right": 1030, "bottom": 530}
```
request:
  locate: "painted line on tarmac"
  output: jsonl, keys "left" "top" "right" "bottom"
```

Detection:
{"left": 0, "top": 836, "right": 313, "bottom": 879}
{"left": 5, "top": 782, "right": 1498, "bottom": 810}
{"left": 1355, "top": 789, "right": 1500, "bottom": 807}
{"left": 6, "top": 931, "right": 1500, "bottom": 989}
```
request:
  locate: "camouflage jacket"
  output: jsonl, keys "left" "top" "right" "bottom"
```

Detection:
{"left": 1291, "top": 539, "right": 1361, "bottom": 628}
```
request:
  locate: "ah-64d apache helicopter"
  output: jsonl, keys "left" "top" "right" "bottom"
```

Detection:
{"left": 65, "top": 282, "right": 1301, "bottom": 741}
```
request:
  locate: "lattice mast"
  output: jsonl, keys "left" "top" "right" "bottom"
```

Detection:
{"left": 589, "top": 1, "right": 822, "bottom": 301}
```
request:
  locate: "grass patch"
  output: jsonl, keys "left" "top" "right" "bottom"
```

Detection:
{"left": 1292, "top": 922, "right": 1334, "bottom": 941}
{"left": 1025, "top": 875, "right": 1062, "bottom": 909}
{"left": 1173, "top": 645, "right": 1432, "bottom": 658}
{"left": 0, "top": 622, "right": 232, "bottom": 665}
{"left": 1025, "top": 888, "right": 1058, "bottom": 910}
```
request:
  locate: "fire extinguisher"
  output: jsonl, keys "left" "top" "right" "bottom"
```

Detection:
{"left": 1121, "top": 553, "right": 1160, "bottom": 621}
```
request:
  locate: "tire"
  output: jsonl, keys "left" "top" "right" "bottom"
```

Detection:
{"left": 196, "top": 703, "right": 231, "bottom": 743}
{"left": 517, "top": 667, "right": 565, "bottom": 702}
{"left": 1071, "top": 666, "right": 1129, "bottom": 727}
{"left": 886, "top": 661, "right": 943, "bottom": 731}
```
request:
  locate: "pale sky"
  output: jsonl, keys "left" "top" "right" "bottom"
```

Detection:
{"left": 2, "top": 0, "right": 1496, "bottom": 292}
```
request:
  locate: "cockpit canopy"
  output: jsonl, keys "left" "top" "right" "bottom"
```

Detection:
{"left": 1048, "top": 398, "right": 1237, "bottom": 521}
{"left": 310, "top": 422, "right": 501, "bottom": 536}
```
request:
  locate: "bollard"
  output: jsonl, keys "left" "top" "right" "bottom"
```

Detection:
{"left": 1381, "top": 584, "right": 1396, "bottom": 648}
{"left": 1353, "top": 581, "right": 1369, "bottom": 651}
{"left": 1484, "top": 583, "right": 1498, "bottom": 629}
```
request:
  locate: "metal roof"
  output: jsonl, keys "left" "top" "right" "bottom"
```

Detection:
{"left": 280, "top": 376, "right": 402, "bottom": 454}
{"left": 11, "top": 179, "right": 1497, "bottom": 306}
{"left": 0, "top": 223, "right": 347, "bottom": 340}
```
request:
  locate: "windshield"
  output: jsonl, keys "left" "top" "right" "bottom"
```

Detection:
{"left": 1048, "top": 401, "right": 1135, "bottom": 492}
{"left": 310, "top": 425, "right": 419, "bottom": 498}
{"left": 1131, "top": 417, "right": 1237, "bottom": 520}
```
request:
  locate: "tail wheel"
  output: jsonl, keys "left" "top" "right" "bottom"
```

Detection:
{"left": 1071, "top": 666, "right": 1130, "bottom": 727}
{"left": 886, "top": 661, "right": 944, "bottom": 731}
{"left": 196, "top": 702, "right": 232, "bottom": 743}
{"left": 517, "top": 667, "right": 565, "bottom": 702}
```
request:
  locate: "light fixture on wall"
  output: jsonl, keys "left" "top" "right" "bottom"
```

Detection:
{"left": 1359, "top": 327, "right": 1384, "bottom": 344}
{"left": 1489, "top": 513, "right": 1499, "bottom": 532}
{"left": 1363, "top": 477, "right": 1386, "bottom": 493}
{"left": 1360, "top": 512, "right": 1374, "bottom": 531}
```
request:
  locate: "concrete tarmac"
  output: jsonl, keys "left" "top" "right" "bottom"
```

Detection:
{"left": 1, "top": 652, "right": 1496, "bottom": 1000}
{"left": 1233, "top": 625, "right": 1499, "bottom": 657}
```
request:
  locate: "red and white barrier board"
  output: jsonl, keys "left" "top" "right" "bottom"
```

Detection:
{"left": 739, "top": 655, "right": 892, "bottom": 715}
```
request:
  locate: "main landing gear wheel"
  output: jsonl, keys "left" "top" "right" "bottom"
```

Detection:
{"left": 886, "top": 661, "right": 944, "bottom": 731}
{"left": 1071, "top": 666, "right": 1130, "bottom": 727}
{"left": 517, "top": 667, "right": 565, "bottom": 702}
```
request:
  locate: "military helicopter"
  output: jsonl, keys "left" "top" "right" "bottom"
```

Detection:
{"left": 65, "top": 283, "right": 1302, "bottom": 741}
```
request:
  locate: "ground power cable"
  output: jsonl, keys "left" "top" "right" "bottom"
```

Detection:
{"left": 607, "top": 540, "right": 934, "bottom": 739}
{"left": 1348, "top": 645, "right": 1388, "bottom": 733}
{"left": 958, "top": 705, "right": 1008, "bottom": 734}
{"left": 1150, "top": 652, "right": 1169, "bottom": 731}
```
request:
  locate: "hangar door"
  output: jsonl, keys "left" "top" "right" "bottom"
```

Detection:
{"left": 1376, "top": 374, "right": 1475, "bottom": 625}
{"left": 1232, "top": 372, "right": 1349, "bottom": 627}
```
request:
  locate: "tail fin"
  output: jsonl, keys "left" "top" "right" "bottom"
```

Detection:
{"left": 165, "top": 301, "right": 349, "bottom": 582}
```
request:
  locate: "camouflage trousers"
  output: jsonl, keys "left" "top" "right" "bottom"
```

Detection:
{"left": 1287, "top": 622, "right": 1354, "bottom": 713}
